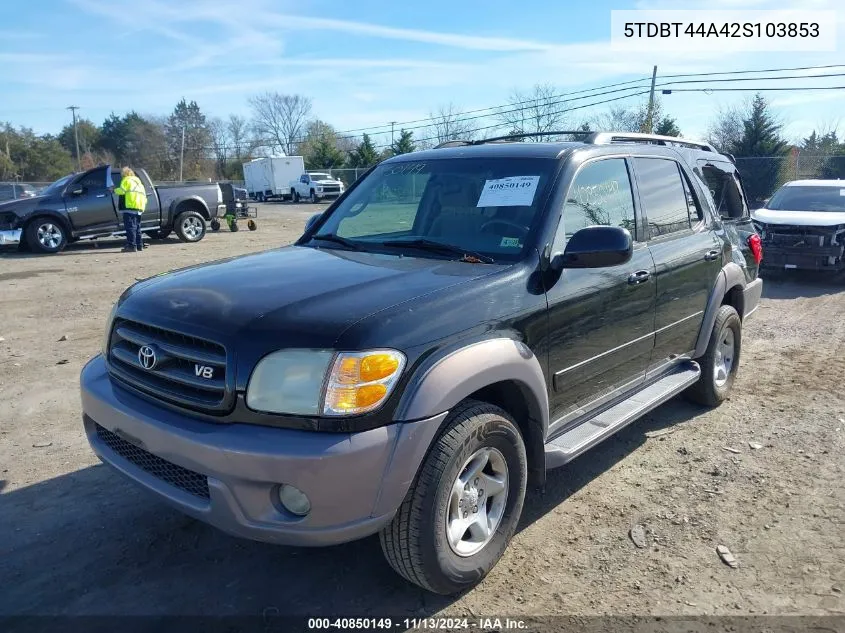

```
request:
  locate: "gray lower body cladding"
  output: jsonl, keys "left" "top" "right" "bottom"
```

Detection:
{"left": 80, "top": 355, "right": 447, "bottom": 546}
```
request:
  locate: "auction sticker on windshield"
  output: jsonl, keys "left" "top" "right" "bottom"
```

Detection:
{"left": 477, "top": 176, "right": 540, "bottom": 207}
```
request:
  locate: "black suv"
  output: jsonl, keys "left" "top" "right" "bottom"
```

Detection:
{"left": 80, "top": 132, "right": 763, "bottom": 595}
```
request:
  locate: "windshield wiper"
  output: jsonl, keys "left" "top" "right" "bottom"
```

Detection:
{"left": 310, "top": 233, "right": 361, "bottom": 250}
{"left": 380, "top": 238, "right": 495, "bottom": 263}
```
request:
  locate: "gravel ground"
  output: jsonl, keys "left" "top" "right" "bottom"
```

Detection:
{"left": 0, "top": 202, "right": 843, "bottom": 621}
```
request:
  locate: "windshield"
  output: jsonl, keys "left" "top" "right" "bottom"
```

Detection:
{"left": 766, "top": 185, "right": 845, "bottom": 212}
{"left": 310, "top": 173, "right": 332, "bottom": 180}
{"left": 40, "top": 174, "right": 74, "bottom": 196}
{"left": 310, "top": 157, "right": 558, "bottom": 262}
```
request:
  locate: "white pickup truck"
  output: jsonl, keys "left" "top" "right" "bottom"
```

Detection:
{"left": 289, "top": 172, "right": 345, "bottom": 203}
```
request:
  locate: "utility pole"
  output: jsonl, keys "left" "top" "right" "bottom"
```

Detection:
{"left": 390, "top": 121, "right": 396, "bottom": 147}
{"left": 67, "top": 106, "right": 81, "bottom": 170}
{"left": 179, "top": 126, "right": 186, "bottom": 182}
{"left": 644, "top": 65, "right": 658, "bottom": 134}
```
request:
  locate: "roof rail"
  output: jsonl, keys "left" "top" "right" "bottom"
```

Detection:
{"left": 584, "top": 132, "right": 717, "bottom": 152}
{"left": 435, "top": 131, "right": 592, "bottom": 149}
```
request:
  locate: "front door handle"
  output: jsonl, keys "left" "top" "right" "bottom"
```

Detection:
{"left": 628, "top": 270, "right": 651, "bottom": 285}
{"left": 704, "top": 249, "right": 720, "bottom": 261}
{"left": 95, "top": 193, "right": 106, "bottom": 198}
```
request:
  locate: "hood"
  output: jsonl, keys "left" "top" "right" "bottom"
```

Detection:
{"left": 117, "top": 244, "right": 500, "bottom": 354}
{"left": 0, "top": 196, "right": 43, "bottom": 215}
{"left": 752, "top": 208, "right": 845, "bottom": 227}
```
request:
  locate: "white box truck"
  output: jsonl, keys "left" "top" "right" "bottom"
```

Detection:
{"left": 242, "top": 156, "right": 305, "bottom": 202}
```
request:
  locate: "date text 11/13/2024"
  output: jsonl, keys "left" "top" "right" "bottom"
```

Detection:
{"left": 307, "top": 617, "right": 529, "bottom": 630}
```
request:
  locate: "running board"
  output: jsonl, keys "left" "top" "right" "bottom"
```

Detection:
{"left": 544, "top": 361, "right": 701, "bottom": 470}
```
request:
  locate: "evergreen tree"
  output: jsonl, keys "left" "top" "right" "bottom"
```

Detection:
{"left": 166, "top": 98, "right": 211, "bottom": 180}
{"left": 391, "top": 129, "right": 416, "bottom": 156}
{"left": 348, "top": 133, "right": 379, "bottom": 167}
{"left": 729, "top": 94, "right": 789, "bottom": 203}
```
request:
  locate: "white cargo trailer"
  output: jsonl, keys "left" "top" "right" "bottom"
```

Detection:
{"left": 242, "top": 156, "right": 306, "bottom": 201}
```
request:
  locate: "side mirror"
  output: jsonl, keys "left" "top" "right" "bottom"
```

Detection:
{"left": 550, "top": 225, "right": 633, "bottom": 270}
{"left": 305, "top": 213, "right": 321, "bottom": 233}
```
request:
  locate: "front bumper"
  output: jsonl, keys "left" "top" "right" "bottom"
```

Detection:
{"left": 760, "top": 244, "right": 845, "bottom": 271}
{"left": 315, "top": 190, "right": 343, "bottom": 199}
{"left": 80, "top": 355, "right": 447, "bottom": 546}
{"left": 0, "top": 228, "right": 21, "bottom": 245}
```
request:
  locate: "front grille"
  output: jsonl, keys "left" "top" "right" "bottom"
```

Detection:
{"left": 320, "top": 184, "right": 341, "bottom": 193}
{"left": 95, "top": 424, "right": 210, "bottom": 500}
{"left": 107, "top": 318, "right": 230, "bottom": 414}
{"left": 762, "top": 225, "right": 837, "bottom": 248}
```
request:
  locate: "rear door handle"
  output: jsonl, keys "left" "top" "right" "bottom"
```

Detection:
{"left": 704, "top": 249, "right": 720, "bottom": 261}
{"left": 95, "top": 194, "right": 106, "bottom": 198}
{"left": 628, "top": 270, "right": 651, "bottom": 284}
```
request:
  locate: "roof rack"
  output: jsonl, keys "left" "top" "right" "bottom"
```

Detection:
{"left": 584, "top": 132, "right": 717, "bottom": 153}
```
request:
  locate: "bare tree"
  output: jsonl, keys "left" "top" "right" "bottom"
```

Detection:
{"left": 496, "top": 84, "right": 565, "bottom": 141}
{"left": 208, "top": 117, "right": 229, "bottom": 177}
{"left": 227, "top": 114, "right": 252, "bottom": 160}
{"left": 249, "top": 92, "right": 312, "bottom": 155}
{"left": 428, "top": 103, "right": 476, "bottom": 144}
{"left": 591, "top": 105, "right": 640, "bottom": 133}
{"left": 705, "top": 103, "right": 746, "bottom": 153}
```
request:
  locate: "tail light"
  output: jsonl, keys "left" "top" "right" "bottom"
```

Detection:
{"left": 747, "top": 233, "right": 763, "bottom": 264}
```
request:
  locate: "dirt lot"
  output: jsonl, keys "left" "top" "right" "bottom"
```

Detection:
{"left": 0, "top": 202, "right": 843, "bottom": 620}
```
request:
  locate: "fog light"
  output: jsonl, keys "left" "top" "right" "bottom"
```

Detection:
{"left": 278, "top": 484, "right": 311, "bottom": 516}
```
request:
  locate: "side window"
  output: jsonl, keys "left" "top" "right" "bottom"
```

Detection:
{"left": 73, "top": 168, "right": 108, "bottom": 191}
{"left": 633, "top": 158, "right": 693, "bottom": 239}
{"left": 555, "top": 158, "right": 637, "bottom": 250}
{"left": 698, "top": 160, "right": 748, "bottom": 220}
{"left": 680, "top": 169, "right": 704, "bottom": 224}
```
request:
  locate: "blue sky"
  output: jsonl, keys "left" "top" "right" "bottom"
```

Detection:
{"left": 1, "top": 0, "right": 843, "bottom": 147}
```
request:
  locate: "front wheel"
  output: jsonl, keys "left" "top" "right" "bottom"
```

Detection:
{"left": 380, "top": 400, "right": 527, "bottom": 595}
{"left": 210, "top": 219, "right": 221, "bottom": 232}
{"left": 685, "top": 304, "right": 742, "bottom": 407}
{"left": 174, "top": 211, "right": 206, "bottom": 243}
{"left": 26, "top": 217, "right": 67, "bottom": 254}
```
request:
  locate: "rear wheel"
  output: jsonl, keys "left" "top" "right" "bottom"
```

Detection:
{"left": 293, "top": 190, "right": 301, "bottom": 203}
{"left": 310, "top": 190, "right": 318, "bottom": 204}
{"left": 210, "top": 219, "right": 221, "bottom": 231}
{"left": 685, "top": 304, "right": 742, "bottom": 407}
{"left": 379, "top": 399, "right": 527, "bottom": 595}
{"left": 26, "top": 217, "right": 67, "bottom": 254}
{"left": 174, "top": 211, "right": 206, "bottom": 243}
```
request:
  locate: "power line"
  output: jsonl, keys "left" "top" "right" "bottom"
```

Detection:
{"left": 332, "top": 63, "right": 845, "bottom": 136}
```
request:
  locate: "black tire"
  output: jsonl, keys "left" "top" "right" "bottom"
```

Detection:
{"left": 380, "top": 399, "right": 527, "bottom": 595}
{"left": 247, "top": 220, "right": 257, "bottom": 231}
{"left": 229, "top": 221, "right": 239, "bottom": 232}
{"left": 174, "top": 210, "right": 206, "bottom": 243}
{"left": 148, "top": 229, "right": 171, "bottom": 240}
{"left": 685, "top": 304, "right": 742, "bottom": 407}
{"left": 25, "top": 216, "right": 67, "bottom": 254}
{"left": 293, "top": 190, "right": 301, "bottom": 203}
{"left": 310, "top": 190, "right": 318, "bottom": 204}
{"left": 210, "top": 219, "right": 221, "bottom": 232}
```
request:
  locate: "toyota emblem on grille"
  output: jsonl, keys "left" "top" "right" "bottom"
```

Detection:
{"left": 138, "top": 345, "right": 158, "bottom": 370}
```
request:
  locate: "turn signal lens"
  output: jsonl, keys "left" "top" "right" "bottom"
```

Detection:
{"left": 323, "top": 350, "right": 406, "bottom": 416}
{"left": 361, "top": 354, "right": 401, "bottom": 382}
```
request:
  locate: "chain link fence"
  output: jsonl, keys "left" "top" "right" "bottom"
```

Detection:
{"left": 733, "top": 154, "right": 845, "bottom": 205}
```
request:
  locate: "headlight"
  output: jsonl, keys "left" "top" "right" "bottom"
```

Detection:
{"left": 102, "top": 302, "right": 119, "bottom": 356}
{"left": 245, "top": 349, "right": 406, "bottom": 416}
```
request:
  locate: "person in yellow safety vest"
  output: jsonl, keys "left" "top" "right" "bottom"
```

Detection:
{"left": 114, "top": 166, "right": 148, "bottom": 253}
